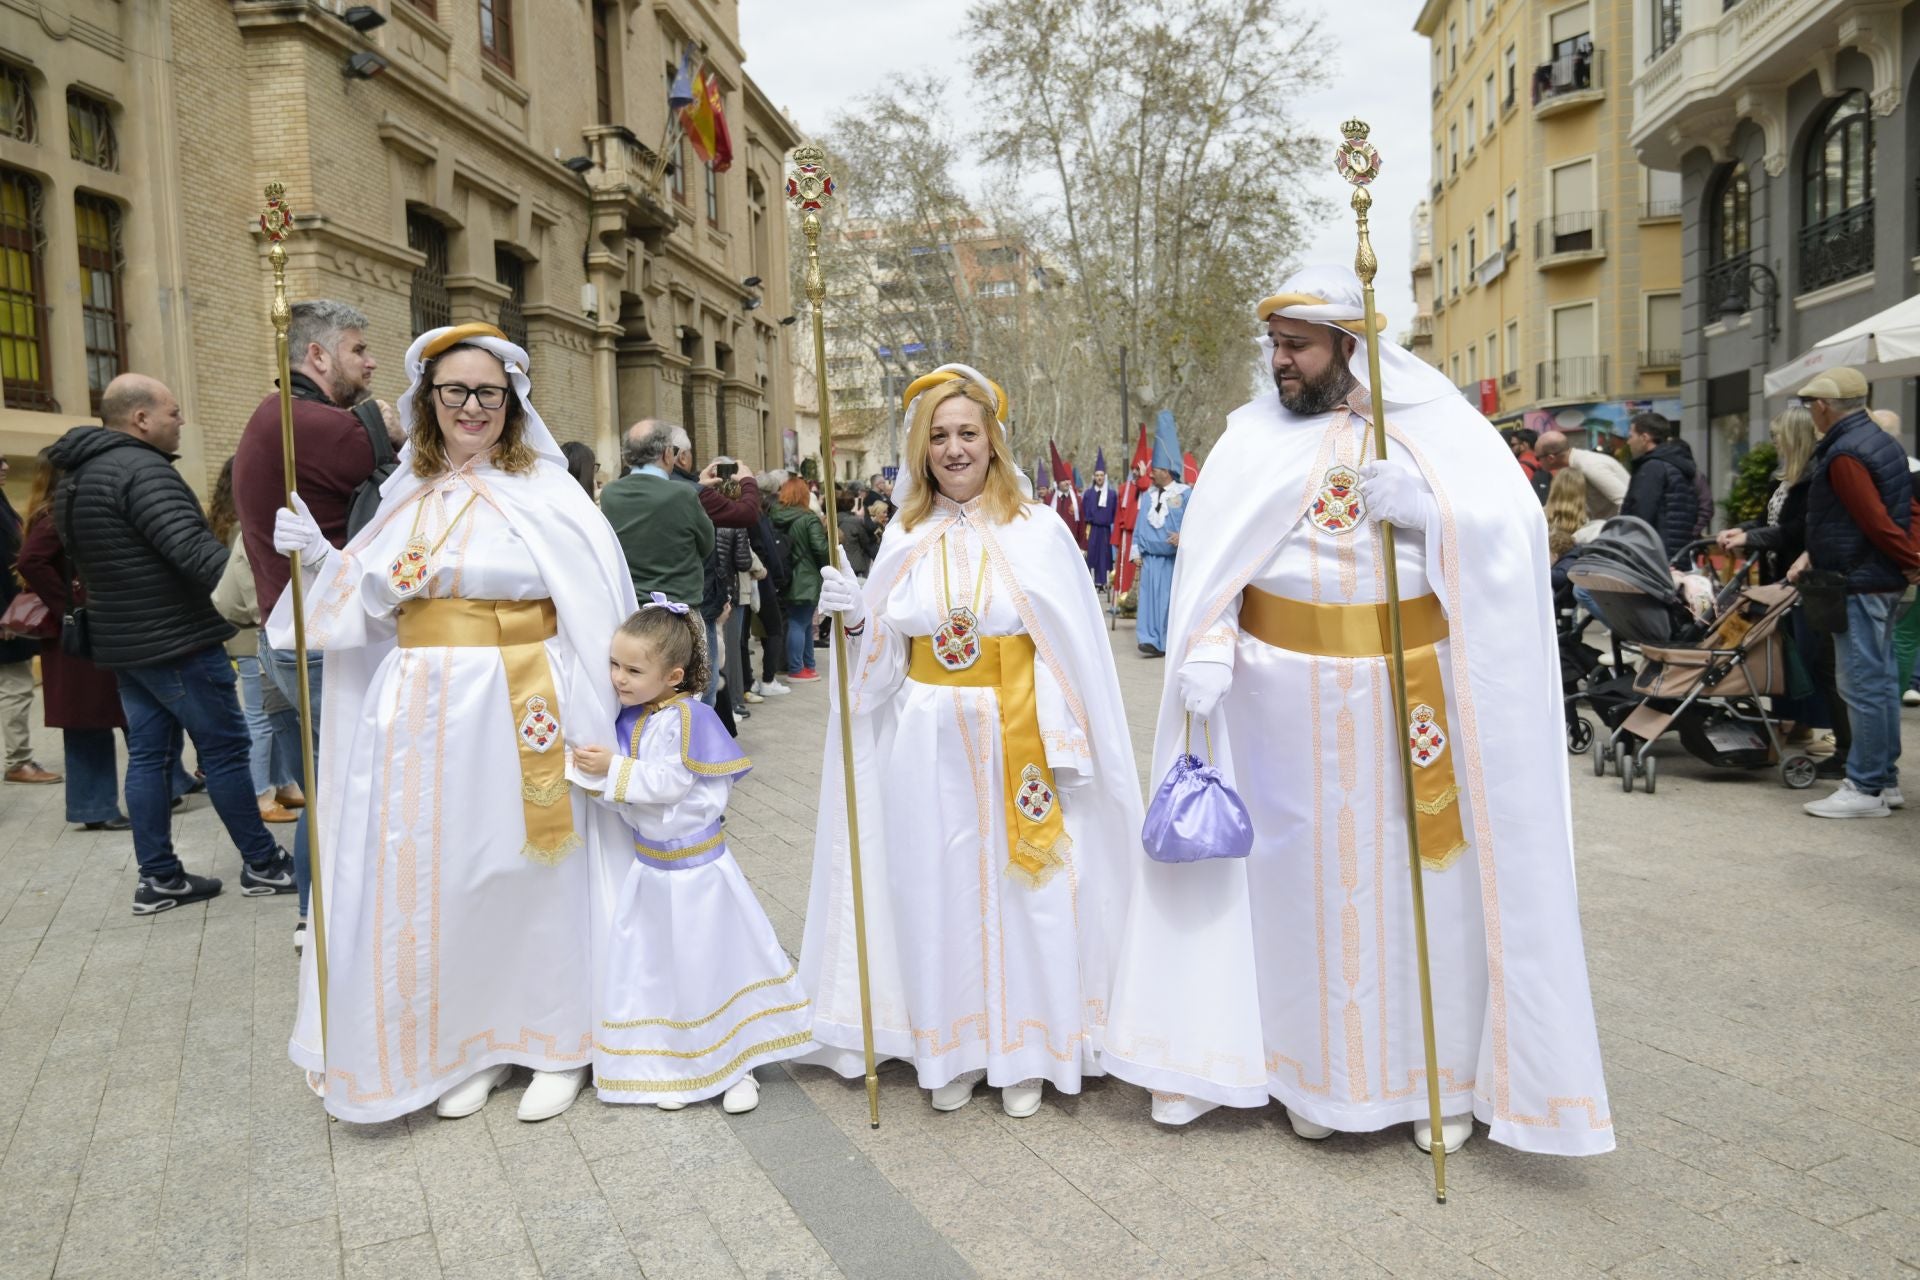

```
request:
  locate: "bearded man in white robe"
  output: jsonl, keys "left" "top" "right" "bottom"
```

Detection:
{"left": 1103, "top": 266, "right": 1613, "bottom": 1157}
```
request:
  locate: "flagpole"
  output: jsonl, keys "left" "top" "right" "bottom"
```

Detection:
{"left": 260, "top": 184, "right": 329, "bottom": 1068}
{"left": 788, "top": 146, "right": 881, "bottom": 1130}
{"left": 1335, "top": 120, "right": 1447, "bottom": 1205}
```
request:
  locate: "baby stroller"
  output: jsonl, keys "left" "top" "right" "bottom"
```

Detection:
{"left": 1559, "top": 517, "right": 1692, "bottom": 755}
{"left": 1571, "top": 523, "right": 1816, "bottom": 793}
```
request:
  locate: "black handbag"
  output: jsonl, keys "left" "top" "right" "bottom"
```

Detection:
{"left": 56, "top": 475, "right": 92, "bottom": 659}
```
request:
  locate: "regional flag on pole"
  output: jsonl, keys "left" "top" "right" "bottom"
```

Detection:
{"left": 681, "top": 61, "right": 734, "bottom": 173}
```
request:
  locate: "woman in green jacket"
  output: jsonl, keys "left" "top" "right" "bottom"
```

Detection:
{"left": 770, "top": 476, "right": 831, "bottom": 681}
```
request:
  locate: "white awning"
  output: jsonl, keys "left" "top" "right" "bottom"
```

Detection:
{"left": 1763, "top": 292, "right": 1920, "bottom": 397}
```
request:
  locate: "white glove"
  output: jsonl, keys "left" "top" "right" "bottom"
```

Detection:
{"left": 273, "top": 493, "right": 331, "bottom": 566}
{"left": 1358, "top": 460, "right": 1435, "bottom": 532}
{"left": 1179, "top": 659, "right": 1233, "bottom": 718}
{"left": 816, "top": 552, "right": 868, "bottom": 631}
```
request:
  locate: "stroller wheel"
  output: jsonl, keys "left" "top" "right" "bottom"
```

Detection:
{"left": 1781, "top": 754, "right": 1818, "bottom": 790}
{"left": 1594, "top": 742, "right": 1609, "bottom": 777}
{"left": 1567, "top": 717, "right": 1594, "bottom": 755}
{"left": 1620, "top": 753, "right": 1636, "bottom": 794}
{"left": 1641, "top": 754, "right": 1657, "bottom": 795}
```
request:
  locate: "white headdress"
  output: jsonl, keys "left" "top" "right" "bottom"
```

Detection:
{"left": 892, "top": 362, "right": 1014, "bottom": 509}
{"left": 1255, "top": 264, "right": 1459, "bottom": 409}
{"left": 391, "top": 323, "right": 565, "bottom": 479}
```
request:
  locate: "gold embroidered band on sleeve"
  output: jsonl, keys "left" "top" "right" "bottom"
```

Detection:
{"left": 1239, "top": 588, "right": 1467, "bottom": 870}
{"left": 908, "top": 633, "right": 1070, "bottom": 887}
{"left": 395, "top": 597, "right": 579, "bottom": 864}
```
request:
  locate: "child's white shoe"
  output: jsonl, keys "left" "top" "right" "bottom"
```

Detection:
{"left": 655, "top": 1098, "right": 687, "bottom": 1111}
{"left": 721, "top": 1074, "right": 760, "bottom": 1114}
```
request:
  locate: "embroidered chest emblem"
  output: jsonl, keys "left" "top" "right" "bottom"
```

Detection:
{"left": 1408, "top": 703, "right": 1447, "bottom": 768}
{"left": 1309, "top": 465, "right": 1365, "bottom": 535}
{"left": 1016, "top": 763, "right": 1055, "bottom": 823}
{"left": 932, "top": 607, "right": 982, "bottom": 672}
{"left": 518, "top": 696, "right": 560, "bottom": 753}
{"left": 388, "top": 539, "right": 431, "bottom": 597}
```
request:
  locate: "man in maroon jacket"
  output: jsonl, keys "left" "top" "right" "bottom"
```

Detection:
{"left": 231, "top": 299, "right": 378, "bottom": 950}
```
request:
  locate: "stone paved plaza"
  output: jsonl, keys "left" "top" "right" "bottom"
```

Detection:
{"left": 2, "top": 631, "right": 1917, "bottom": 1279}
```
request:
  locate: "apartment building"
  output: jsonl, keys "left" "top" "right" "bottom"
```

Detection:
{"left": 1630, "top": 0, "right": 1918, "bottom": 498}
{"left": 1415, "top": 0, "right": 1684, "bottom": 447}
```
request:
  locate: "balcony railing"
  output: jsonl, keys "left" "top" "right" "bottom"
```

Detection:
{"left": 1798, "top": 201, "right": 1874, "bottom": 292}
{"left": 1704, "top": 249, "right": 1754, "bottom": 316}
{"left": 1535, "top": 210, "right": 1607, "bottom": 261}
{"left": 1639, "top": 349, "right": 1682, "bottom": 371}
{"left": 1537, "top": 355, "right": 1609, "bottom": 400}
{"left": 1642, "top": 197, "right": 1682, "bottom": 221}
{"left": 1532, "top": 46, "right": 1603, "bottom": 114}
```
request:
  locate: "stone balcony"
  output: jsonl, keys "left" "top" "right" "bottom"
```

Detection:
{"left": 582, "top": 124, "right": 677, "bottom": 251}
{"left": 1630, "top": 0, "right": 1904, "bottom": 172}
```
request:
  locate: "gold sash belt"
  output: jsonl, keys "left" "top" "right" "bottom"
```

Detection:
{"left": 908, "top": 634, "right": 1069, "bottom": 887}
{"left": 1240, "top": 587, "right": 1465, "bottom": 871}
{"left": 396, "top": 597, "right": 578, "bottom": 864}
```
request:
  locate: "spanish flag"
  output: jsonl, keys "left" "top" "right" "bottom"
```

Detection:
{"left": 681, "top": 64, "right": 733, "bottom": 174}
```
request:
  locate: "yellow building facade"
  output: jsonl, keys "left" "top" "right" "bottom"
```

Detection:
{"left": 1415, "top": 0, "right": 1684, "bottom": 443}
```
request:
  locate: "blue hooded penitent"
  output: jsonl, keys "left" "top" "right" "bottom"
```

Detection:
{"left": 1151, "top": 410, "right": 1182, "bottom": 475}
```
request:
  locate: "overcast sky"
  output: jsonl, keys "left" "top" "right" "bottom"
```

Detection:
{"left": 738, "top": 0, "right": 1430, "bottom": 343}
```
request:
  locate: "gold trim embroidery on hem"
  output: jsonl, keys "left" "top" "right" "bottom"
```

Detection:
{"left": 601, "top": 965, "right": 801, "bottom": 1031}
{"left": 595, "top": 1000, "right": 811, "bottom": 1058}
{"left": 1415, "top": 783, "right": 1460, "bottom": 815}
{"left": 520, "top": 832, "right": 582, "bottom": 865}
{"left": 595, "top": 1032, "right": 813, "bottom": 1092}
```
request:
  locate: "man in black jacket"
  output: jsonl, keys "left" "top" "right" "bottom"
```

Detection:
{"left": 1620, "top": 413, "right": 1702, "bottom": 558}
{"left": 47, "top": 374, "right": 294, "bottom": 915}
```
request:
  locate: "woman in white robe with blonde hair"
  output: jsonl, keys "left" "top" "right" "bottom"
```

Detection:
{"left": 271, "top": 323, "right": 636, "bottom": 1125}
{"left": 799, "top": 366, "right": 1140, "bottom": 1118}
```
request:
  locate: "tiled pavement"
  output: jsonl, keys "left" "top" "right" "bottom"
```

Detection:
{"left": 2, "top": 629, "right": 1917, "bottom": 1279}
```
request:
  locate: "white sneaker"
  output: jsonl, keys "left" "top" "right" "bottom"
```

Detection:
{"left": 1000, "top": 1080, "right": 1043, "bottom": 1119}
{"left": 436, "top": 1064, "right": 512, "bottom": 1118}
{"left": 759, "top": 681, "right": 792, "bottom": 698}
{"left": 721, "top": 1074, "right": 760, "bottom": 1114}
{"left": 517, "top": 1067, "right": 587, "bottom": 1122}
{"left": 293, "top": 919, "right": 306, "bottom": 954}
{"left": 1903, "top": 689, "right": 1920, "bottom": 707}
{"left": 930, "top": 1076, "right": 977, "bottom": 1112}
{"left": 1414, "top": 1114, "right": 1474, "bottom": 1154}
{"left": 1803, "top": 779, "right": 1892, "bottom": 819}
{"left": 1288, "top": 1110, "right": 1335, "bottom": 1141}
{"left": 1882, "top": 786, "right": 1905, "bottom": 810}
{"left": 742, "top": 689, "right": 765, "bottom": 705}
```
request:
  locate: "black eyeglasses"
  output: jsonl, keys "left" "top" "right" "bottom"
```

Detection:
{"left": 431, "top": 382, "right": 509, "bottom": 410}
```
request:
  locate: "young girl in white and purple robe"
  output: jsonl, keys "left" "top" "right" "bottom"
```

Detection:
{"left": 568, "top": 595, "right": 812, "bottom": 1113}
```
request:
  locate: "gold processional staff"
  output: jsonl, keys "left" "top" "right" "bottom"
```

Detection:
{"left": 260, "top": 185, "right": 330, "bottom": 1066}
{"left": 1333, "top": 121, "right": 1449, "bottom": 1204}
{"left": 787, "top": 147, "right": 882, "bottom": 1129}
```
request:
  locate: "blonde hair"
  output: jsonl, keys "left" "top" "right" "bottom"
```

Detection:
{"left": 1545, "top": 466, "right": 1588, "bottom": 560}
{"left": 898, "top": 380, "right": 1028, "bottom": 531}
{"left": 408, "top": 344, "right": 538, "bottom": 479}
{"left": 1770, "top": 405, "right": 1815, "bottom": 487}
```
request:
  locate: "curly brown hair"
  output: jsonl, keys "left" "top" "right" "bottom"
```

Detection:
{"left": 617, "top": 602, "right": 709, "bottom": 697}
{"left": 408, "top": 345, "right": 538, "bottom": 478}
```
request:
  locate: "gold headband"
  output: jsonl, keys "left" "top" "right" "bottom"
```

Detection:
{"left": 901, "top": 370, "right": 1009, "bottom": 424}
{"left": 422, "top": 322, "right": 512, "bottom": 360}
{"left": 1255, "top": 292, "right": 1386, "bottom": 336}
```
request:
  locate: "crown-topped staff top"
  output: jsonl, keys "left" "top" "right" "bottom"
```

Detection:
{"left": 1334, "top": 120, "right": 1383, "bottom": 290}
{"left": 260, "top": 183, "right": 295, "bottom": 333}
{"left": 786, "top": 145, "right": 837, "bottom": 308}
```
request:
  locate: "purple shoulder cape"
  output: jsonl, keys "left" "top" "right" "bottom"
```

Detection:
{"left": 614, "top": 696, "right": 752, "bottom": 778}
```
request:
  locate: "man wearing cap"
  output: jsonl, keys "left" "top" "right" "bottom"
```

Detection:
{"left": 1793, "top": 368, "right": 1919, "bottom": 819}
{"left": 1104, "top": 265, "right": 1612, "bottom": 1158}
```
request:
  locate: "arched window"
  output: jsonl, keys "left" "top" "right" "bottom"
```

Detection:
{"left": 1803, "top": 90, "right": 1873, "bottom": 224}
{"left": 1712, "top": 163, "right": 1750, "bottom": 264}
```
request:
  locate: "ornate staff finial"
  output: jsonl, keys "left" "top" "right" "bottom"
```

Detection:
{"left": 786, "top": 146, "right": 836, "bottom": 308}
{"left": 260, "top": 184, "right": 296, "bottom": 336}
{"left": 1333, "top": 119, "right": 1383, "bottom": 286}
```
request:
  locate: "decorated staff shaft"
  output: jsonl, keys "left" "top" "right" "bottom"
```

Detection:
{"left": 261, "top": 185, "right": 329, "bottom": 1061}
{"left": 788, "top": 148, "right": 881, "bottom": 1130}
{"left": 1334, "top": 122, "right": 1447, "bottom": 1205}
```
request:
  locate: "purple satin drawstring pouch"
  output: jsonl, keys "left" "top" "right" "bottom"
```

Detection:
{"left": 1141, "top": 715, "right": 1254, "bottom": 864}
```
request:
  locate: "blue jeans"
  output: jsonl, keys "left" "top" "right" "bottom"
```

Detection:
{"left": 116, "top": 646, "right": 282, "bottom": 882}
{"left": 1834, "top": 591, "right": 1903, "bottom": 793}
{"left": 702, "top": 617, "right": 720, "bottom": 705}
{"left": 236, "top": 654, "right": 301, "bottom": 796}
{"left": 261, "top": 640, "right": 318, "bottom": 916}
{"left": 61, "top": 727, "right": 195, "bottom": 825}
{"left": 785, "top": 603, "right": 816, "bottom": 674}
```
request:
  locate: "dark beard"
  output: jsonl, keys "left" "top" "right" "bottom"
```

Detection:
{"left": 1275, "top": 361, "right": 1357, "bottom": 416}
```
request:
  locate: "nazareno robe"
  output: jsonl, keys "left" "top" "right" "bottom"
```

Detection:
{"left": 1132, "top": 484, "right": 1183, "bottom": 650}
{"left": 1081, "top": 483, "right": 1116, "bottom": 586}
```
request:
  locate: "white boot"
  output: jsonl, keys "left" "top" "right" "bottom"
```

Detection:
{"left": 721, "top": 1073, "right": 760, "bottom": 1114}
{"left": 1288, "top": 1110, "right": 1335, "bottom": 1141}
{"left": 1000, "top": 1080, "right": 1044, "bottom": 1119}
{"left": 930, "top": 1076, "right": 978, "bottom": 1112}
{"left": 1413, "top": 1114, "right": 1474, "bottom": 1154}
{"left": 517, "top": 1067, "right": 587, "bottom": 1122}
{"left": 436, "top": 1064, "right": 511, "bottom": 1119}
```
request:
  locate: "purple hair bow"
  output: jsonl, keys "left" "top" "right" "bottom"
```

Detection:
{"left": 644, "top": 592, "right": 690, "bottom": 615}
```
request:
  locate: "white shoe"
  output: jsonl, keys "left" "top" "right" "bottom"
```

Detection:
{"left": 1803, "top": 778, "right": 1892, "bottom": 819}
{"left": 517, "top": 1067, "right": 587, "bottom": 1122}
{"left": 930, "top": 1076, "right": 977, "bottom": 1112}
{"left": 1882, "top": 786, "right": 1905, "bottom": 810}
{"left": 1000, "top": 1081, "right": 1043, "bottom": 1119}
{"left": 1903, "top": 689, "right": 1920, "bottom": 707}
{"left": 436, "top": 1064, "right": 512, "bottom": 1118}
{"left": 655, "top": 1098, "right": 687, "bottom": 1111}
{"left": 1288, "top": 1110, "right": 1335, "bottom": 1141}
{"left": 1414, "top": 1114, "right": 1474, "bottom": 1154}
{"left": 721, "top": 1074, "right": 760, "bottom": 1114}
{"left": 759, "top": 681, "right": 791, "bottom": 698}
{"left": 742, "top": 689, "right": 765, "bottom": 705}
{"left": 293, "top": 919, "right": 306, "bottom": 954}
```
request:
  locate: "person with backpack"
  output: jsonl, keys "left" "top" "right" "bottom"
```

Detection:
{"left": 232, "top": 299, "right": 382, "bottom": 951}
